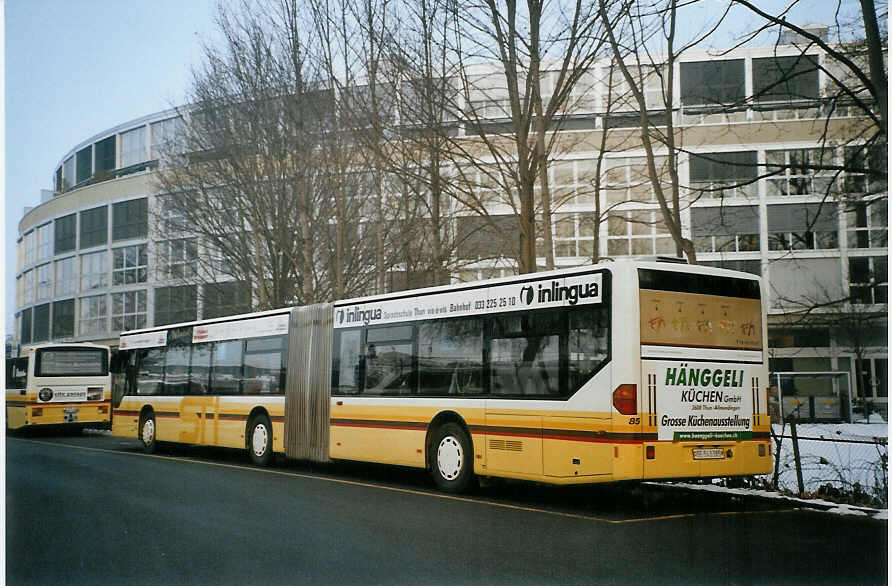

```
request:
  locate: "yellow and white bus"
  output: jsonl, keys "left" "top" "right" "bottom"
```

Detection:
{"left": 6, "top": 343, "right": 112, "bottom": 432}
{"left": 111, "top": 259, "right": 772, "bottom": 491}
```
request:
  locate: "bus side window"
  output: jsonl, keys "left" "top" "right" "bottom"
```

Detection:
{"left": 333, "top": 330, "right": 361, "bottom": 395}
{"left": 6, "top": 357, "right": 28, "bottom": 390}
{"left": 136, "top": 348, "right": 165, "bottom": 395}
{"left": 164, "top": 344, "right": 192, "bottom": 395}
{"left": 210, "top": 340, "right": 243, "bottom": 395}
{"left": 243, "top": 335, "right": 286, "bottom": 395}
{"left": 365, "top": 326, "right": 414, "bottom": 396}
{"left": 418, "top": 318, "right": 483, "bottom": 396}
{"left": 190, "top": 343, "right": 211, "bottom": 395}
{"left": 568, "top": 305, "right": 610, "bottom": 392}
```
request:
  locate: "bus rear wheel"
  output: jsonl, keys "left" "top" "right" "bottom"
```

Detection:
{"left": 247, "top": 414, "right": 272, "bottom": 466}
{"left": 139, "top": 412, "right": 157, "bottom": 454}
{"left": 430, "top": 422, "right": 475, "bottom": 493}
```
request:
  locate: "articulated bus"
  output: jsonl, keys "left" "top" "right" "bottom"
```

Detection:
{"left": 111, "top": 259, "right": 772, "bottom": 492}
{"left": 6, "top": 343, "right": 112, "bottom": 431}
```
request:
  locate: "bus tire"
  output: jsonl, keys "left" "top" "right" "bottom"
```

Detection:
{"left": 139, "top": 412, "right": 157, "bottom": 454}
{"left": 430, "top": 422, "right": 475, "bottom": 493}
{"left": 247, "top": 414, "right": 273, "bottom": 466}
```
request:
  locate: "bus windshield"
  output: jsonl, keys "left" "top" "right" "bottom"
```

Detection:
{"left": 35, "top": 348, "right": 109, "bottom": 377}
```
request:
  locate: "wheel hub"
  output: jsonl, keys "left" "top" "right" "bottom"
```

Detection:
{"left": 142, "top": 419, "right": 155, "bottom": 445}
{"left": 252, "top": 424, "right": 268, "bottom": 457}
{"left": 437, "top": 436, "right": 463, "bottom": 481}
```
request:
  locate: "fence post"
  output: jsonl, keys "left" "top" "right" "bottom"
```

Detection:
{"left": 789, "top": 417, "right": 805, "bottom": 497}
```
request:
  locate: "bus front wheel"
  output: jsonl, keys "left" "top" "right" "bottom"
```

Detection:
{"left": 139, "top": 412, "right": 157, "bottom": 454}
{"left": 247, "top": 414, "right": 272, "bottom": 466}
{"left": 430, "top": 422, "right": 475, "bottom": 493}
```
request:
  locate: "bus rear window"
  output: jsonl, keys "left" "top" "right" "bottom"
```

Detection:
{"left": 36, "top": 348, "right": 109, "bottom": 377}
{"left": 638, "top": 268, "right": 760, "bottom": 299}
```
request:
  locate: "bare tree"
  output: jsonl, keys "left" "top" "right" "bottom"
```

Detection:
{"left": 443, "top": 0, "right": 606, "bottom": 273}
{"left": 154, "top": 0, "right": 369, "bottom": 310}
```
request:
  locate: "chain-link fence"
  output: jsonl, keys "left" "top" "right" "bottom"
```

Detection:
{"left": 770, "top": 422, "right": 888, "bottom": 507}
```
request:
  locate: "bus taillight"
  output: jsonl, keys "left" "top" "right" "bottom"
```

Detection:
{"left": 613, "top": 384, "right": 637, "bottom": 415}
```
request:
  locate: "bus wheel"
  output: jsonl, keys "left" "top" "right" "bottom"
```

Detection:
{"left": 430, "top": 422, "right": 475, "bottom": 493}
{"left": 139, "top": 412, "right": 157, "bottom": 454}
{"left": 247, "top": 414, "right": 272, "bottom": 466}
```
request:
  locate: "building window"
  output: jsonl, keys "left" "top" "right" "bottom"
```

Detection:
{"left": 62, "top": 156, "right": 75, "bottom": 191}
{"left": 95, "top": 136, "right": 116, "bottom": 175}
{"left": 681, "top": 59, "right": 745, "bottom": 105}
{"left": 603, "top": 157, "right": 668, "bottom": 205}
{"left": 23, "top": 270, "right": 34, "bottom": 306}
{"left": 154, "top": 285, "right": 197, "bottom": 326}
{"left": 23, "top": 230, "right": 35, "bottom": 267}
{"left": 689, "top": 151, "right": 758, "bottom": 198}
{"left": 552, "top": 213, "right": 596, "bottom": 258}
{"left": 158, "top": 238, "right": 198, "bottom": 280}
{"left": 846, "top": 200, "right": 887, "bottom": 249}
{"left": 36, "top": 263, "right": 52, "bottom": 301}
{"left": 79, "top": 205, "right": 108, "bottom": 249}
{"left": 76, "top": 145, "right": 92, "bottom": 184}
{"left": 606, "top": 210, "right": 674, "bottom": 256}
{"left": 32, "top": 304, "right": 50, "bottom": 342}
{"left": 753, "top": 55, "right": 819, "bottom": 102}
{"left": 54, "top": 256, "right": 78, "bottom": 297}
{"left": 456, "top": 215, "right": 516, "bottom": 260}
{"left": 858, "top": 358, "right": 888, "bottom": 399}
{"left": 112, "top": 198, "right": 148, "bottom": 241}
{"left": 79, "top": 294, "right": 108, "bottom": 336}
{"left": 55, "top": 166, "right": 63, "bottom": 193}
{"left": 843, "top": 144, "right": 888, "bottom": 196}
{"left": 15, "top": 275, "right": 23, "bottom": 308}
{"left": 20, "top": 308, "right": 32, "bottom": 345}
{"left": 151, "top": 117, "right": 184, "bottom": 160}
{"left": 113, "top": 244, "right": 148, "bottom": 285}
{"left": 36, "top": 223, "right": 53, "bottom": 262}
{"left": 692, "top": 205, "right": 760, "bottom": 253}
{"left": 54, "top": 214, "right": 77, "bottom": 254}
{"left": 849, "top": 256, "right": 888, "bottom": 305}
{"left": 16, "top": 237, "right": 23, "bottom": 273}
{"left": 766, "top": 149, "right": 837, "bottom": 196}
{"left": 121, "top": 126, "right": 148, "bottom": 168}
{"left": 701, "top": 259, "right": 762, "bottom": 276}
{"left": 203, "top": 281, "right": 251, "bottom": 319}
{"left": 52, "top": 299, "right": 75, "bottom": 339}
{"left": 767, "top": 203, "right": 839, "bottom": 250}
{"left": 80, "top": 250, "right": 109, "bottom": 292}
{"left": 112, "top": 290, "right": 147, "bottom": 332}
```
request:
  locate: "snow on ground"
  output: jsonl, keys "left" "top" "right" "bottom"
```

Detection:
{"left": 771, "top": 421, "right": 887, "bottom": 499}
{"left": 666, "top": 421, "right": 888, "bottom": 516}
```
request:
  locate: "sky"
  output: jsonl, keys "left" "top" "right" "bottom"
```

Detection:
{"left": 5, "top": 0, "right": 218, "bottom": 333}
{"left": 3, "top": 0, "right": 866, "bottom": 335}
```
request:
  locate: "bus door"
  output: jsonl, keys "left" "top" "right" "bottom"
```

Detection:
{"left": 484, "top": 325, "right": 558, "bottom": 477}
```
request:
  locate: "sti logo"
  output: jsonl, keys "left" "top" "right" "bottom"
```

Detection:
{"left": 38, "top": 387, "right": 54, "bottom": 402}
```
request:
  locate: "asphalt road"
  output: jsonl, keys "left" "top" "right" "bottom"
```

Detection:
{"left": 6, "top": 432, "right": 887, "bottom": 585}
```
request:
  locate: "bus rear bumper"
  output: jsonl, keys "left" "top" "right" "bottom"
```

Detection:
{"left": 642, "top": 440, "right": 773, "bottom": 479}
{"left": 9, "top": 402, "right": 112, "bottom": 430}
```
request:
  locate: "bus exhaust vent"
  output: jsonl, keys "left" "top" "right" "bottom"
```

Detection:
{"left": 489, "top": 439, "right": 523, "bottom": 452}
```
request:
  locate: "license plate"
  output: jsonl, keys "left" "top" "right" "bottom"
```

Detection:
{"left": 63, "top": 407, "right": 79, "bottom": 423}
{"left": 693, "top": 448, "right": 724, "bottom": 460}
